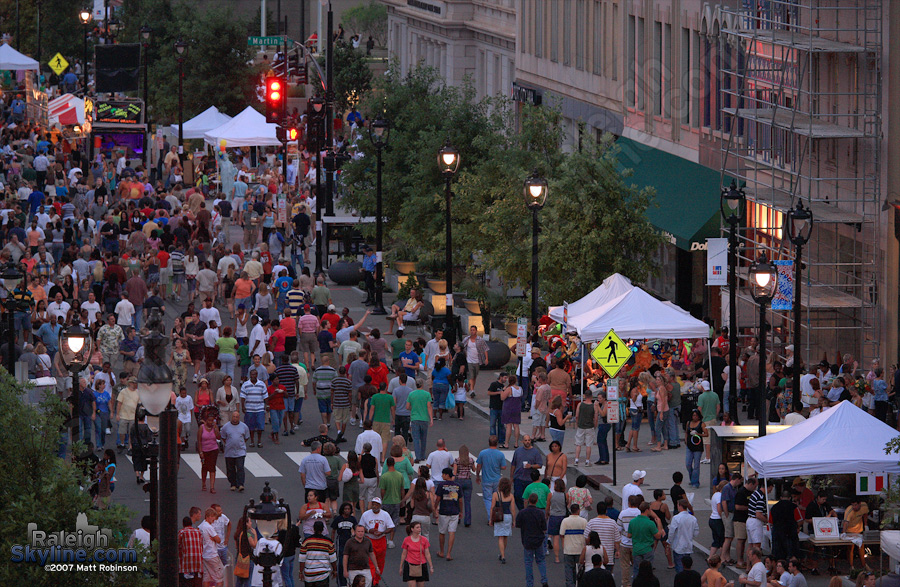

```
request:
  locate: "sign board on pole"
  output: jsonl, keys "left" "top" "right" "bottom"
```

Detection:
{"left": 48, "top": 53, "right": 69, "bottom": 76}
{"left": 706, "top": 237, "right": 728, "bottom": 286}
{"left": 591, "top": 329, "right": 633, "bottom": 378}
{"left": 516, "top": 317, "right": 528, "bottom": 358}
{"left": 563, "top": 301, "right": 569, "bottom": 334}
{"left": 606, "top": 378, "right": 619, "bottom": 424}
{"left": 277, "top": 195, "right": 287, "bottom": 224}
{"left": 248, "top": 35, "right": 293, "bottom": 47}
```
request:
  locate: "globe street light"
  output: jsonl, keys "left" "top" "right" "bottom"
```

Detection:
{"left": 720, "top": 179, "right": 745, "bottom": 424}
{"left": 748, "top": 254, "right": 778, "bottom": 437}
{"left": 79, "top": 9, "right": 92, "bottom": 93}
{"left": 785, "top": 201, "right": 813, "bottom": 413}
{"left": 60, "top": 319, "right": 93, "bottom": 447}
{"left": 140, "top": 24, "right": 152, "bottom": 170}
{"left": 524, "top": 170, "right": 548, "bottom": 334}
{"left": 368, "top": 114, "right": 390, "bottom": 315}
{"left": 175, "top": 38, "right": 188, "bottom": 154}
{"left": 309, "top": 96, "right": 326, "bottom": 275}
{"left": 438, "top": 140, "right": 460, "bottom": 344}
{"left": 246, "top": 482, "right": 290, "bottom": 587}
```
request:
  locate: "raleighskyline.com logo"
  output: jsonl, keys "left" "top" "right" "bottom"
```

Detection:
{"left": 10, "top": 513, "right": 139, "bottom": 572}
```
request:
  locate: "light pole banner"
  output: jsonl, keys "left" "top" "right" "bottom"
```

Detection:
{"left": 706, "top": 238, "right": 728, "bottom": 286}
{"left": 772, "top": 260, "right": 794, "bottom": 311}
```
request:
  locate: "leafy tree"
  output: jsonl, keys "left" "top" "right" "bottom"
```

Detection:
{"left": 341, "top": 2, "right": 388, "bottom": 47}
{"left": 313, "top": 42, "right": 373, "bottom": 112}
{"left": 0, "top": 374, "right": 155, "bottom": 586}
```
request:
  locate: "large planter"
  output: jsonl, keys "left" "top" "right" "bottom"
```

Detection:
{"left": 328, "top": 260, "right": 364, "bottom": 286}
{"left": 505, "top": 322, "right": 519, "bottom": 336}
{"left": 426, "top": 278, "right": 447, "bottom": 294}
{"left": 393, "top": 261, "right": 417, "bottom": 275}
{"left": 485, "top": 340, "right": 512, "bottom": 369}
{"left": 463, "top": 299, "right": 482, "bottom": 314}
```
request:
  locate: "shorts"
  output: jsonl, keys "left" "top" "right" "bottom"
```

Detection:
{"left": 158, "top": 266, "right": 171, "bottom": 285}
{"left": 172, "top": 272, "right": 186, "bottom": 284}
{"left": 733, "top": 521, "right": 747, "bottom": 540}
{"left": 438, "top": 514, "right": 459, "bottom": 535}
{"left": 317, "top": 398, "right": 332, "bottom": 414}
{"left": 402, "top": 560, "right": 430, "bottom": 583}
{"left": 467, "top": 363, "right": 480, "bottom": 382}
{"left": 724, "top": 513, "right": 735, "bottom": 538}
{"left": 202, "top": 556, "right": 225, "bottom": 584}
{"left": 548, "top": 515, "right": 565, "bottom": 536}
{"left": 299, "top": 332, "right": 317, "bottom": 354}
{"left": 333, "top": 407, "right": 350, "bottom": 426}
{"left": 244, "top": 410, "right": 265, "bottom": 431}
{"left": 118, "top": 418, "right": 132, "bottom": 436}
{"left": 630, "top": 409, "right": 641, "bottom": 430}
{"left": 361, "top": 477, "right": 379, "bottom": 504}
{"left": 284, "top": 396, "right": 295, "bottom": 411}
{"left": 703, "top": 433, "right": 711, "bottom": 447}
{"left": 575, "top": 427, "right": 594, "bottom": 447}
{"left": 746, "top": 517, "right": 764, "bottom": 544}
{"left": 201, "top": 450, "right": 219, "bottom": 473}
{"left": 532, "top": 412, "right": 547, "bottom": 427}
{"left": 188, "top": 346, "right": 205, "bottom": 363}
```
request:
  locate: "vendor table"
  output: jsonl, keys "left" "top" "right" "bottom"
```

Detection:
{"left": 803, "top": 532, "right": 881, "bottom": 573}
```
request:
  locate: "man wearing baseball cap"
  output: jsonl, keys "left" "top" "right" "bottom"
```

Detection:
{"left": 623, "top": 470, "right": 646, "bottom": 503}
{"left": 358, "top": 497, "right": 394, "bottom": 585}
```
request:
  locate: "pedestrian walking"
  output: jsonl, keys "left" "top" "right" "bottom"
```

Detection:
{"left": 197, "top": 410, "right": 221, "bottom": 493}
{"left": 516, "top": 493, "right": 549, "bottom": 587}
{"left": 220, "top": 410, "right": 250, "bottom": 492}
{"left": 453, "top": 445, "right": 475, "bottom": 527}
{"left": 399, "top": 521, "right": 434, "bottom": 587}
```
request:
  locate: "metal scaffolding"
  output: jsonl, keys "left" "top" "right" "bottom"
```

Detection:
{"left": 719, "top": 0, "right": 883, "bottom": 368}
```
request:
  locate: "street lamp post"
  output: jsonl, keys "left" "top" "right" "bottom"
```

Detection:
{"left": 309, "top": 96, "right": 325, "bottom": 275}
{"left": 0, "top": 263, "right": 24, "bottom": 376}
{"left": 368, "top": 115, "right": 390, "bottom": 315}
{"left": 720, "top": 180, "right": 745, "bottom": 425}
{"left": 175, "top": 38, "right": 188, "bottom": 155}
{"left": 524, "top": 170, "right": 548, "bottom": 333}
{"left": 438, "top": 140, "right": 460, "bottom": 345}
{"left": 785, "top": 202, "right": 813, "bottom": 412}
{"left": 748, "top": 255, "right": 778, "bottom": 437}
{"left": 135, "top": 308, "right": 176, "bottom": 586}
{"left": 79, "top": 10, "right": 92, "bottom": 93}
{"left": 246, "top": 482, "right": 290, "bottom": 587}
{"left": 140, "top": 25, "right": 152, "bottom": 170}
{"left": 60, "top": 319, "right": 93, "bottom": 447}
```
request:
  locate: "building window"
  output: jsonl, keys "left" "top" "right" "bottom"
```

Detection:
{"left": 703, "top": 33, "right": 711, "bottom": 128}
{"left": 535, "top": 0, "right": 543, "bottom": 58}
{"left": 653, "top": 20, "right": 662, "bottom": 116}
{"left": 748, "top": 201, "right": 784, "bottom": 243}
{"left": 637, "top": 17, "right": 645, "bottom": 110}
{"left": 664, "top": 23, "right": 672, "bottom": 119}
{"left": 612, "top": 3, "right": 618, "bottom": 81}
{"left": 681, "top": 27, "right": 690, "bottom": 125}
{"left": 626, "top": 15, "right": 636, "bottom": 107}
{"left": 563, "top": 0, "right": 572, "bottom": 66}
{"left": 592, "top": 0, "right": 602, "bottom": 75}
{"left": 576, "top": 0, "right": 585, "bottom": 70}
{"left": 551, "top": 0, "right": 559, "bottom": 62}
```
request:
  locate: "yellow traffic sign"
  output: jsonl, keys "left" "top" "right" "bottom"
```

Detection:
{"left": 591, "top": 329, "right": 633, "bottom": 378}
{"left": 48, "top": 53, "right": 69, "bottom": 76}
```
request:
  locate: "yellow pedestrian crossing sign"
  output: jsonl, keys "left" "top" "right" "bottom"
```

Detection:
{"left": 48, "top": 53, "right": 69, "bottom": 76}
{"left": 591, "top": 329, "right": 633, "bottom": 378}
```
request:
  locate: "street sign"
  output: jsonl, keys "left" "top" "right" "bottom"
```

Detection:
{"left": 248, "top": 35, "right": 293, "bottom": 47}
{"left": 516, "top": 317, "right": 528, "bottom": 358}
{"left": 591, "top": 329, "right": 633, "bottom": 378}
{"left": 48, "top": 53, "right": 69, "bottom": 76}
{"left": 606, "top": 379, "right": 619, "bottom": 424}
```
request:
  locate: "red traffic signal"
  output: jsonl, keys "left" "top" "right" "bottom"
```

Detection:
{"left": 265, "top": 76, "right": 285, "bottom": 123}
{"left": 287, "top": 127, "right": 299, "bottom": 141}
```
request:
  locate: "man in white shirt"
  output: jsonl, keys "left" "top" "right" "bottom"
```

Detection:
{"left": 358, "top": 498, "right": 394, "bottom": 579}
{"left": 248, "top": 314, "right": 267, "bottom": 360}
{"left": 115, "top": 297, "right": 136, "bottom": 328}
{"left": 355, "top": 420, "right": 383, "bottom": 463}
{"left": 423, "top": 329, "right": 444, "bottom": 374}
{"left": 668, "top": 498, "right": 700, "bottom": 573}
{"left": 740, "top": 547, "right": 767, "bottom": 587}
{"left": 198, "top": 507, "right": 225, "bottom": 587}
{"left": 622, "top": 470, "right": 646, "bottom": 503}
{"left": 198, "top": 297, "right": 222, "bottom": 329}
{"left": 82, "top": 292, "right": 102, "bottom": 326}
{"left": 211, "top": 505, "right": 231, "bottom": 566}
{"left": 425, "top": 438, "right": 455, "bottom": 474}
{"left": 47, "top": 292, "right": 71, "bottom": 321}
{"left": 617, "top": 494, "right": 643, "bottom": 587}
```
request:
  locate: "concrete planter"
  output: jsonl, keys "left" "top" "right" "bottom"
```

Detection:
{"left": 328, "top": 261, "right": 363, "bottom": 286}
{"left": 393, "top": 261, "right": 417, "bottom": 275}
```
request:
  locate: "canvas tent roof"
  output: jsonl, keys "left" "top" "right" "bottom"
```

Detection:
{"left": 548, "top": 273, "right": 635, "bottom": 322}
{"left": 568, "top": 285, "right": 710, "bottom": 341}
{"left": 745, "top": 401, "right": 900, "bottom": 476}
{"left": 203, "top": 105, "right": 281, "bottom": 147}
{"left": 0, "top": 43, "right": 39, "bottom": 70}
{"left": 48, "top": 93, "right": 84, "bottom": 126}
{"left": 171, "top": 106, "right": 232, "bottom": 140}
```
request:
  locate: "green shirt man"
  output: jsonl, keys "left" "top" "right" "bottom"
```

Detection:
{"left": 406, "top": 388, "right": 432, "bottom": 422}
{"left": 628, "top": 506, "right": 664, "bottom": 556}
{"left": 379, "top": 465, "right": 404, "bottom": 505}
{"left": 369, "top": 392, "right": 396, "bottom": 424}
{"left": 697, "top": 385, "right": 720, "bottom": 423}
{"left": 522, "top": 480, "right": 551, "bottom": 509}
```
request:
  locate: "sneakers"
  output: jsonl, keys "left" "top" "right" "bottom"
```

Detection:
{"left": 700, "top": 458, "right": 711, "bottom": 464}
{"left": 387, "top": 540, "right": 395, "bottom": 549}
{"left": 574, "top": 459, "right": 579, "bottom": 466}
{"left": 350, "top": 418, "right": 357, "bottom": 426}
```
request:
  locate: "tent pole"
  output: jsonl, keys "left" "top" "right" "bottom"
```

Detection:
{"left": 580, "top": 341, "right": 584, "bottom": 401}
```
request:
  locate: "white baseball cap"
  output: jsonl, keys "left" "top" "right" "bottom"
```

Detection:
{"left": 632, "top": 470, "right": 646, "bottom": 482}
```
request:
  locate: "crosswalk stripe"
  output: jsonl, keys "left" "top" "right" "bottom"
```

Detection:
{"left": 285, "top": 452, "right": 309, "bottom": 470}
{"left": 244, "top": 453, "right": 282, "bottom": 477}
{"left": 182, "top": 453, "right": 227, "bottom": 479}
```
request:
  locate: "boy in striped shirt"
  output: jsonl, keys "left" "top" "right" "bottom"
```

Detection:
{"left": 298, "top": 520, "right": 337, "bottom": 586}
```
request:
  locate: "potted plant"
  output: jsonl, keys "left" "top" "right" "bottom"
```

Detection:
{"left": 328, "top": 255, "right": 364, "bottom": 286}
{"left": 505, "top": 298, "right": 529, "bottom": 336}
{"left": 387, "top": 242, "right": 418, "bottom": 275}
{"left": 481, "top": 290, "right": 508, "bottom": 333}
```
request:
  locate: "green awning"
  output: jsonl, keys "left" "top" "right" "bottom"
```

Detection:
{"left": 616, "top": 137, "right": 722, "bottom": 251}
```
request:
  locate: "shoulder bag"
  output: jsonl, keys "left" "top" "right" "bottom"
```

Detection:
{"left": 491, "top": 492, "right": 505, "bottom": 523}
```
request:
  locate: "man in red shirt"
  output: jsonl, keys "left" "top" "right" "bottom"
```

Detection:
{"left": 267, "top": 374, "right": 287, "bottom": 445}
{"left": 281, "top": 308, "right": 298, "bottom": 357}
{"left": 269, "top": 319, "right": 287, "bottom": 365}
{"left": 178, "top": 507, "right": 204, "bottom": 587}
{"left": 321, "top": 304, "right": 341, "bottom": 336}
{"left": 156, "top": 247, "right": 171, "bottom": 299}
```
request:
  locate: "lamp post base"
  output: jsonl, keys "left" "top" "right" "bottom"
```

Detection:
{"left": 370, "top": 305, "right": 387, "bottom": 315}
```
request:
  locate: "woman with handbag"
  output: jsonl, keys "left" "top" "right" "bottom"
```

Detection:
{"left": 489, "top": 477, "right": 516, "bottom": 564}
{"left": 403, "top": 478, "right": 434, "bottom": 540}
{"left": 399, "top": 521, "right": 434, "bottom": 587}
{"left": 234, "top": 515, "right": 257, "bottom": 587}
{"left": 197, "top": 410, "right": 221, "bottom": 493}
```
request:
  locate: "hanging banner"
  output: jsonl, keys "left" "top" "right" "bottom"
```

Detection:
{"left": 771, "top": 260, "right": 794, "bottom": 311}
{"left": 706, "top": 238, "right": 728, "bottom": 286}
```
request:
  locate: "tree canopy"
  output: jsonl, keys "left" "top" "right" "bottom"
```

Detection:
{"left": 314, "top": 43, "right": 373, "bottom": 112}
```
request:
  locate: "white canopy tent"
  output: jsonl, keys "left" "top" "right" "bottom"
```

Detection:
{"left": 171, "top": 106, "right": 232, "bottom": 140}
{"left": 47, "top": 93, "right": 84, "bottom": 126}
{"left": 745, "top": 401, "right": 900, "bottom": 476}
{"left": 0, "top": 43, "right": 39, "bottom": 70}
{"left": 203, "top": 106, "right": 281, "bottom": 147}
{"left": 568, "top": 286, "right": 710, "bottom": 342}
{"left": 548, "top": 273, "right": 635, "bottom": 323}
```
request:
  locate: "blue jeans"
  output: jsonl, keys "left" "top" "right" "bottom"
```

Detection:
{"left": 218, "top": 353, "right": 236, "bottom": 379}
{"left": 133, "top": 304, "right": 143, "bottom": 329}
{"left": 270, "top": 409, "right": 284, "bottom": 434}
{"left": 410, "top": 420, "right": 428, "bottom": 461}
{"left": 565, "top": 553, "right": 580, "bottom": 587}
{"left": 94, "top": 412, "right": 110, "bottom": 447}
{"left": 524, "top": 546, "right": 549, "bottom": 587}
{"left": 549, "top": 427, "right": 565, "bottom": 446}
{"left": 482, "top": 481, "right": 498, "bottom": 517}
{"left": 514, "top": 478, "right": 528, "bottom": 511}
{"left": 490, "top": 408, "right": 506, "bottom": 446}
{"left": 673, "top": 551, "right": 691, "bottom": 574}
{"left": 596, "top": 423, "right": 611, "bottom": 463}
{"left": 281, "top": 554, "right": 295, "bottom": 587}
{"left": 520, "top": 377, "right": 531, "bottom": 408}
{"left": 80, "top": 414, "right": 92, "bottom": 443}
{"left": 458, "top": 478, "right": 473, "bottom": 525}
{"left": 666, "top": 407, "right": 681, "bottom": 447}
{"left": 633, "top": 551, "right": 654, "bottom": 581}
{"left": 686, "top": 447, "right": 702, "bottom": 487}
{"left": 647, "top": 401, "right": 657, "bottom": 440}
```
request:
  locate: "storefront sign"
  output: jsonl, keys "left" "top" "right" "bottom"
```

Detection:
{"left": 511, "top": 82, "right": 542, "bottom": 106}
{"left": 407, "top": 0, "right": 442, "bottom": 14}
{"left": 94, "top": 101, "right": 143, "bottom": 125}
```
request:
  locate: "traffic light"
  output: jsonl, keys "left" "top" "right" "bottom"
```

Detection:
{"left": 276, "top": 126, "right": 286, "bottom": 142}
{"left": 296, "top": 62, "right": 308, "bottom": 85}
{"left": 265, "top": 76, "right": 285, "bottom": 124}
{"left": 287, "top": 126, "right": 299, "bottom": 142}
{"left": 306, "top": 97, "right": 325, "bottom": 151}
